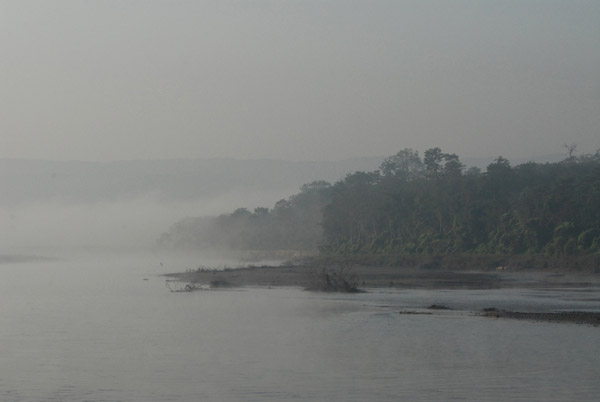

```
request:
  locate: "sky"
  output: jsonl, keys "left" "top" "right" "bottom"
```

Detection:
{"left": 1, "top": 0, "right": 599, "bottom": 162}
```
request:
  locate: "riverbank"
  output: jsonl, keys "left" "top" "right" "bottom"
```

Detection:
{"left": 164, "top": 263, "right": 600, "bottom": 290}
{"left": 480, "top": 309, "right": 600, "bottom": 326}
{"left": 165, "top": 263, "right": 600, "bottom": 326}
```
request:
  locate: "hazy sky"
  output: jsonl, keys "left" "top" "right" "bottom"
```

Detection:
{"left": 2, "top": 0, "right": 599, "bottom": 162}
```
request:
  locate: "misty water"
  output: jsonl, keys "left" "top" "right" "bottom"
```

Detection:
{"left": 1, "top": 252, "right": 599, "bottom": 402}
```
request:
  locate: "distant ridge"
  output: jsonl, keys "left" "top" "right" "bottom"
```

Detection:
{"left": 0, "top": 154, "right": 566, "bottom": 207}
{"left": 0, "top": 157, "right": 383, "bottom": 206}
{"left": 0, "top": 254, "right": 59, "bottom": 264}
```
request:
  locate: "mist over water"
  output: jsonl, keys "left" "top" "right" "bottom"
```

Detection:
{"left": 2, "top": 1, "right": 599, "bottom": 400}
{"left": 0, "top": 193, "right": 283, "bottom": 252}
{"left": 0, "top": 157, "right": 383, "bottom": 253}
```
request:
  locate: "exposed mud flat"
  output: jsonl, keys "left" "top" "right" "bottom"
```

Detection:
{"left": 480, "top": 309, "right": 600, "bottom": 326}
{"left": 166, "top": 265, "right": 600, "bottom": 326}
{"left": 165, "top": 264, "right": 600, "bottom": 290}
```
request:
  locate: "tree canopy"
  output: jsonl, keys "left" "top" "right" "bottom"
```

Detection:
{"left": 321, "top": 148, "right": 600, "bottom": 258}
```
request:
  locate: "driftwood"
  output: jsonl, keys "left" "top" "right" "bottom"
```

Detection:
{"left": 306, "top": 262, "right": 363, "bottom": 293}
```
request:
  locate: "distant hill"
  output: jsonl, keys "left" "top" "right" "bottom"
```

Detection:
{"left": 0, "top": 154, "right": 566, "bottom": 207}
{"left": 0, "top": 157, "right": 383, "bottom": 207}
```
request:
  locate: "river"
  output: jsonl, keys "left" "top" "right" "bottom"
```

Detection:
{"left": 1, "top": 251, "right": 599, "bottom": 401}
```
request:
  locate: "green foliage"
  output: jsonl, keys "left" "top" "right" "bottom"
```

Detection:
{"left": 591, "top": 237, "right": 600, "bottom": 253}
{"left": 321, "top": 148, "right": 600, "bottom": 257}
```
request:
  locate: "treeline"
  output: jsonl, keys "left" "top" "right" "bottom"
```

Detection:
{"left": 159, "top": 147, "right": 600, "bottom": 266}
{"left": 158, "top": 181, "right": 332, "bottom": 251}
{"left": 321, "top": 148, "right": 600, "bottom": 259}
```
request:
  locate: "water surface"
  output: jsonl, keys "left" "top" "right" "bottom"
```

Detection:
{"left": 1, "top": 253, "right": 599, "bottom": 401}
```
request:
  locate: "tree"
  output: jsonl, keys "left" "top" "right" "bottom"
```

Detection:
{"left": 563, "top": 143, "right": 577, "bottom": 162}
{"left": 441, "top": 153, "right": 464, "bottom": 178}
{"left": 379, "top": 148, "right": 423, "bottom": 181}
{"left": 424, "top": 147, "right": 444, "bottom": 179}
{"left": 485, "top": 156, "right": 514, "bottom": 196}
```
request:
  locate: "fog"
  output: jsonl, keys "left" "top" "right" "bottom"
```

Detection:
{"left": 0, "top": 157, "right": 382, "bottom": 253}
{"left": 0, "top": 152, "right": 566, "bottom": 255}
{"left": 0, "top": 151, "right": 573, "bottom": 254}
{"left": 1, "top": 1, "right": 599, "bottom": 254}
{"left": 2, "top": 1, "right": 599, "bottom": 163}
{"left": 2, "top": 4, "right": 600, "bottom": 401}
{"left": 1, "top": 195, "right": 254, "bottom": 252}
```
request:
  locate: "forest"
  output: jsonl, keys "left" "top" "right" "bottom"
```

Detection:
{"left": 158, "top": 180, "right": 332, "bottom": 252}
{"left": 159, "top": 147, "right": 600, "bottom": 266}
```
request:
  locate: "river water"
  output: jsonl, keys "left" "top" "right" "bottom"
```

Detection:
{"left": 1, "top": 251, "right": 599, "bottom": 401}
